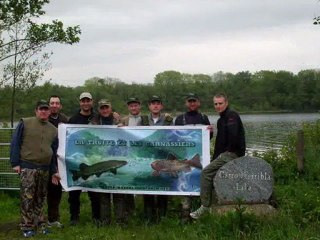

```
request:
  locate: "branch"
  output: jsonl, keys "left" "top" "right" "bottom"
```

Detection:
{"left": 0, "top": 38, "right": 33, "bottom": 48}
{"left": 0, "top": 41, "right": 50, "bottom": 62}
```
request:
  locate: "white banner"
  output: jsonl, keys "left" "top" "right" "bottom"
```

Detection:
{"left": 58, "top": 124, "right": 210, "bottom": 196}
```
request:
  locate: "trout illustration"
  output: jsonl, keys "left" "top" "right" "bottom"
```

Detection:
{"left": 70, "top": 160, "right": 127, "bottom": 181}
{"left": 151, "top": 153, "right": 202, "bottom": 177}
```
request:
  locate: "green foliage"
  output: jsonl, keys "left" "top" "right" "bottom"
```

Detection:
{"left": 254, "top": 121, "right": 320, "bottom": 227}
{"left": 2, "top": 69, "right": 320, "bottom": 121}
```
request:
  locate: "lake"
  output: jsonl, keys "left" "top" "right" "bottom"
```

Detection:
{"left": 208, "top": 113, "right": 319, "bottom": 154}
{"left": 1, "top": 113, "right": 319, "bottom": 153}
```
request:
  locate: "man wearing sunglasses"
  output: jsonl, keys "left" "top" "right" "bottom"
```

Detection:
{"left": 190, "top": 93, "right": 246, "bottom": 219}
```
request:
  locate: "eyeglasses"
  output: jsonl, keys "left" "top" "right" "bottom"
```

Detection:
{"left": 214, "top": 102, "right": 224, "bottom": 106}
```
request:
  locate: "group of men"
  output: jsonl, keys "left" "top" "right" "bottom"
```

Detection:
{"left": 10, "top": 91, "right": 246, "bottom": 238}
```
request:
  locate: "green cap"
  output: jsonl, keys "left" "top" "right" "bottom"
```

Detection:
{"left": 127, "top": 97, "right": 140, "bottom": 105}
{"left": 98, "top": 99, "right": 111, "bottom": 108}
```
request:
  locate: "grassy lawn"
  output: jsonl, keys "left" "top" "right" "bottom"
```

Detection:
{"left": 0, "top": 190, "right": 319, "bottom": 240}
{"left": 1, "top": 124, "right": 320, "bottom": 239}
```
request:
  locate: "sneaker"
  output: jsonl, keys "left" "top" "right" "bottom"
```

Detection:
{"left": 23, "top": 230, "right": 35, "bottom": 238}
{"left": 41, "top": 228, "right": 51, "bottom": 235}
{"left": 190, "top": 205, "right": 210, "bottom": 219}
{"left": 48, "top": 221, "right": 64, "bottom": 228}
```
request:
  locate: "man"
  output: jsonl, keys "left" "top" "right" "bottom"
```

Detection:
{"left": 116, "top": 97, "right": 142, "bottom": 225}
{"left": 90, "top": 99, "right": 120, "bottom": 225}
{"left": 68, "top": 92, "right": 98, "bottom": 225}
{"left": 47, "top": 95, "right": 69, "bottom": 229}
{"left": 190, "top": 93, "right": 246, "bottom": 219}
{"left": 10, "top": 100, "right": 60, "bottom": 238}
{"left": 141, "top": 95, "right": 173, "bottom": 223}
{"left": 175, "top": 93, "right": 213, "bottom": 222}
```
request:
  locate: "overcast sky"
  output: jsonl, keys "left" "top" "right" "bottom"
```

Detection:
{"left": 41, "top": 0, "right": 320, "bottom": 86}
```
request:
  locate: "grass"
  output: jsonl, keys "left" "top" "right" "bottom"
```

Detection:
{"left": 0, "top": 189, "right": 319, "bottom": 240}
{"left": 1, "top": 123, "right": 320, "bottom": 239}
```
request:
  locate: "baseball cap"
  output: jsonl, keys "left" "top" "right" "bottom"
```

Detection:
{"left": 186, "top": 93, "right": 199, "bottom": 101}
{"left": 127, "top": 97, "right": 141, "bottom": 105}
{"left": 98, "top": 99, "right": 111, "bottom": 108}
{"left": 36, "top": 100, "right": 49, "bottom": 109}
{"left": 79, "top": 92, "right": 92, "bottom": 100}
{"left": 148, "top": 95, "right": 162, "bottom": 103}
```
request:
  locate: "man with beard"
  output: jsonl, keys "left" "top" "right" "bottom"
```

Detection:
{"left": 68, "top": 92, "right": 98, "bottom": 225}
{"left": 175, "top": 93, "right": 213, "bottom": 222}
{"left": 47, "top": 95, "right": 68, "bottom": 229}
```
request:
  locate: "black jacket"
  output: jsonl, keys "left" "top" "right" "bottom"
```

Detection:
{"left": 213, "top": 107, "right": 246, "bottom": 159}
{"left": 175, "top": 111, "right": 213, "bottom": 139}
{"left": 68, "top": 110, "right": 95, "bottom": 124}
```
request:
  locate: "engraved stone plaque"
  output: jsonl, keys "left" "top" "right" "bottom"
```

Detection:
{"left": 213, "top": 156, "right": 273, "bottom": 204}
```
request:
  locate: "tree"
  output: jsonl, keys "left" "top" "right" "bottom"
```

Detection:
{"left": 0, "top": 0, "right": 81, "bottom": 126}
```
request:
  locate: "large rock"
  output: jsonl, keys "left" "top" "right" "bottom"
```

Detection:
{"left": 213, "top": 156, "right": 273, "bottom": 204}
{"left": 212, "top": 204, "right": 277, "bottom": 217}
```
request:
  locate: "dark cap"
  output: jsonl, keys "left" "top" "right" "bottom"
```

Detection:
{"left": 127, "top": 97, "right": 141, "bottom": 105}
{"left": 36, "top": 100, "right": 49, "bottom": 109}
{"left": 186, "top": 93, "right": 199, "bottom": 101}
{"left": 98, "top": 99, "right": 111, "bottom": 108}
{"left": 148, "top": 95, "right": 162, "bottom": 103}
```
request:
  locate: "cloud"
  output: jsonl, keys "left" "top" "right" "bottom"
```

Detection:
{"left": 39, "top": 0, "right": 320, "bottom": 86}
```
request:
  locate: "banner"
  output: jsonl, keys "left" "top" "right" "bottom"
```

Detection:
{"left": 58, "top": 124, "right": 210, "bottom": 196}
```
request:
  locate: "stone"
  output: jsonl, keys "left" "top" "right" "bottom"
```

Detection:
{"left": 213, "top": 156, "right": 273, "bottom": 204}
{"left": 212, "top": 204, "right": 277, "bottom": 217}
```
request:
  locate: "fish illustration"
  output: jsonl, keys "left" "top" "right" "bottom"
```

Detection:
{"left": 70, "top": 160, "right": 127, "bottom": 181}
{"left": 151, "top": 153, "right": 202, "bottom": 177}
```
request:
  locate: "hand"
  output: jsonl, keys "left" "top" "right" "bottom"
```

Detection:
{"left": 52, "top": 173, "right": 61, "bottom": 185}
{"left": 207, "top": 125, "right": 214, "bottom": 133}
{"left": 113, "top": 112, "right": 121, "bottom": 121}
{"left": 13, "top": 166, "right": 21, "bottom": 174}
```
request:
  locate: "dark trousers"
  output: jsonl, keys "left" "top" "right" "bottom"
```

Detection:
{"left": 143, "top": 195, "right": 168, "bottom": 223}
{"left": 47, "top": 179, "right": 62, "bottom": 222}
{"left": 68, "top": 190, "right": 100, "bottom": 221}
{"left": 113, "top": 194, "right": 135, "bottom": 224}
{"left": 89, "top": 192, "right": 111, "bottom": 224}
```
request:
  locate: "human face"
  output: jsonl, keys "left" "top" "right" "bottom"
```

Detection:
{"left": 80, "top": 98, "right": 93, "bottom": 113}
{"left": 49, "top": 97, "right": 62, "bottom": 114}
{"left": 35, "top": 107, "right": 50, "bottom": 121}
{"left": 99, "top": 105, "right": 112, "bottom": 117}
{"left": 128, "top": 102, "right": 141, "bottom": 116}
{"left": 213, "top": 97, "right": 228, "bottom": 113}
{"left": 148, "top": 101, "right": 163, "bottom": 115}
{"left": 185, "top": 99, "right": 200, "bottom": 112}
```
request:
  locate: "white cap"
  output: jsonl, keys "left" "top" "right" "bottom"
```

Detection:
{"left": 79, "top": 92, "right": 92, "bottom": 100}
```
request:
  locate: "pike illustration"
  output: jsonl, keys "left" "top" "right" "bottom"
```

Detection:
{"left": 70, "top": 160, "right": 127, "bottom": 181}
{"left": 151, "top": 153, "right": 202, "bottom": 177}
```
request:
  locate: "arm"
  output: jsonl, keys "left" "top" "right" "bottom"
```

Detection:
{"left": 10, "top": 121, "right": 24, "bottom": 173}
{"left": 50, "top": 136, "right": 61, "bottom": 185}
{"left": 203, "top": 114, "right": 213, "bottom": 139}
{"left": 174, "top": 115, "right": 183, "bottom": 126}
{"left": 226, "top": 113, "right": 241, "bottom": 153}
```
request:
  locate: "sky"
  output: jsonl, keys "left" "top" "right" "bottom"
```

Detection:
{"left": 40, "top": 0, "right": 320, "bottom": 86}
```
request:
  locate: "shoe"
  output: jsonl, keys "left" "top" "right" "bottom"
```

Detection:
{"left": 41, "top": 228, "right": 50, "bottom": 235}
{"left": 190, "top": 205, "right": 210, "bottom": 219}
{"left": 23, "top": 230, "right": 35, "bottom": 238}
{"left": 48, "top": 221, "right": 64, "bottom": 228}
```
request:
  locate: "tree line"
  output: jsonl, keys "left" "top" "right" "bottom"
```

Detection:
{"left": 1, "top": 69, "right": 320, "bottom": 122}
